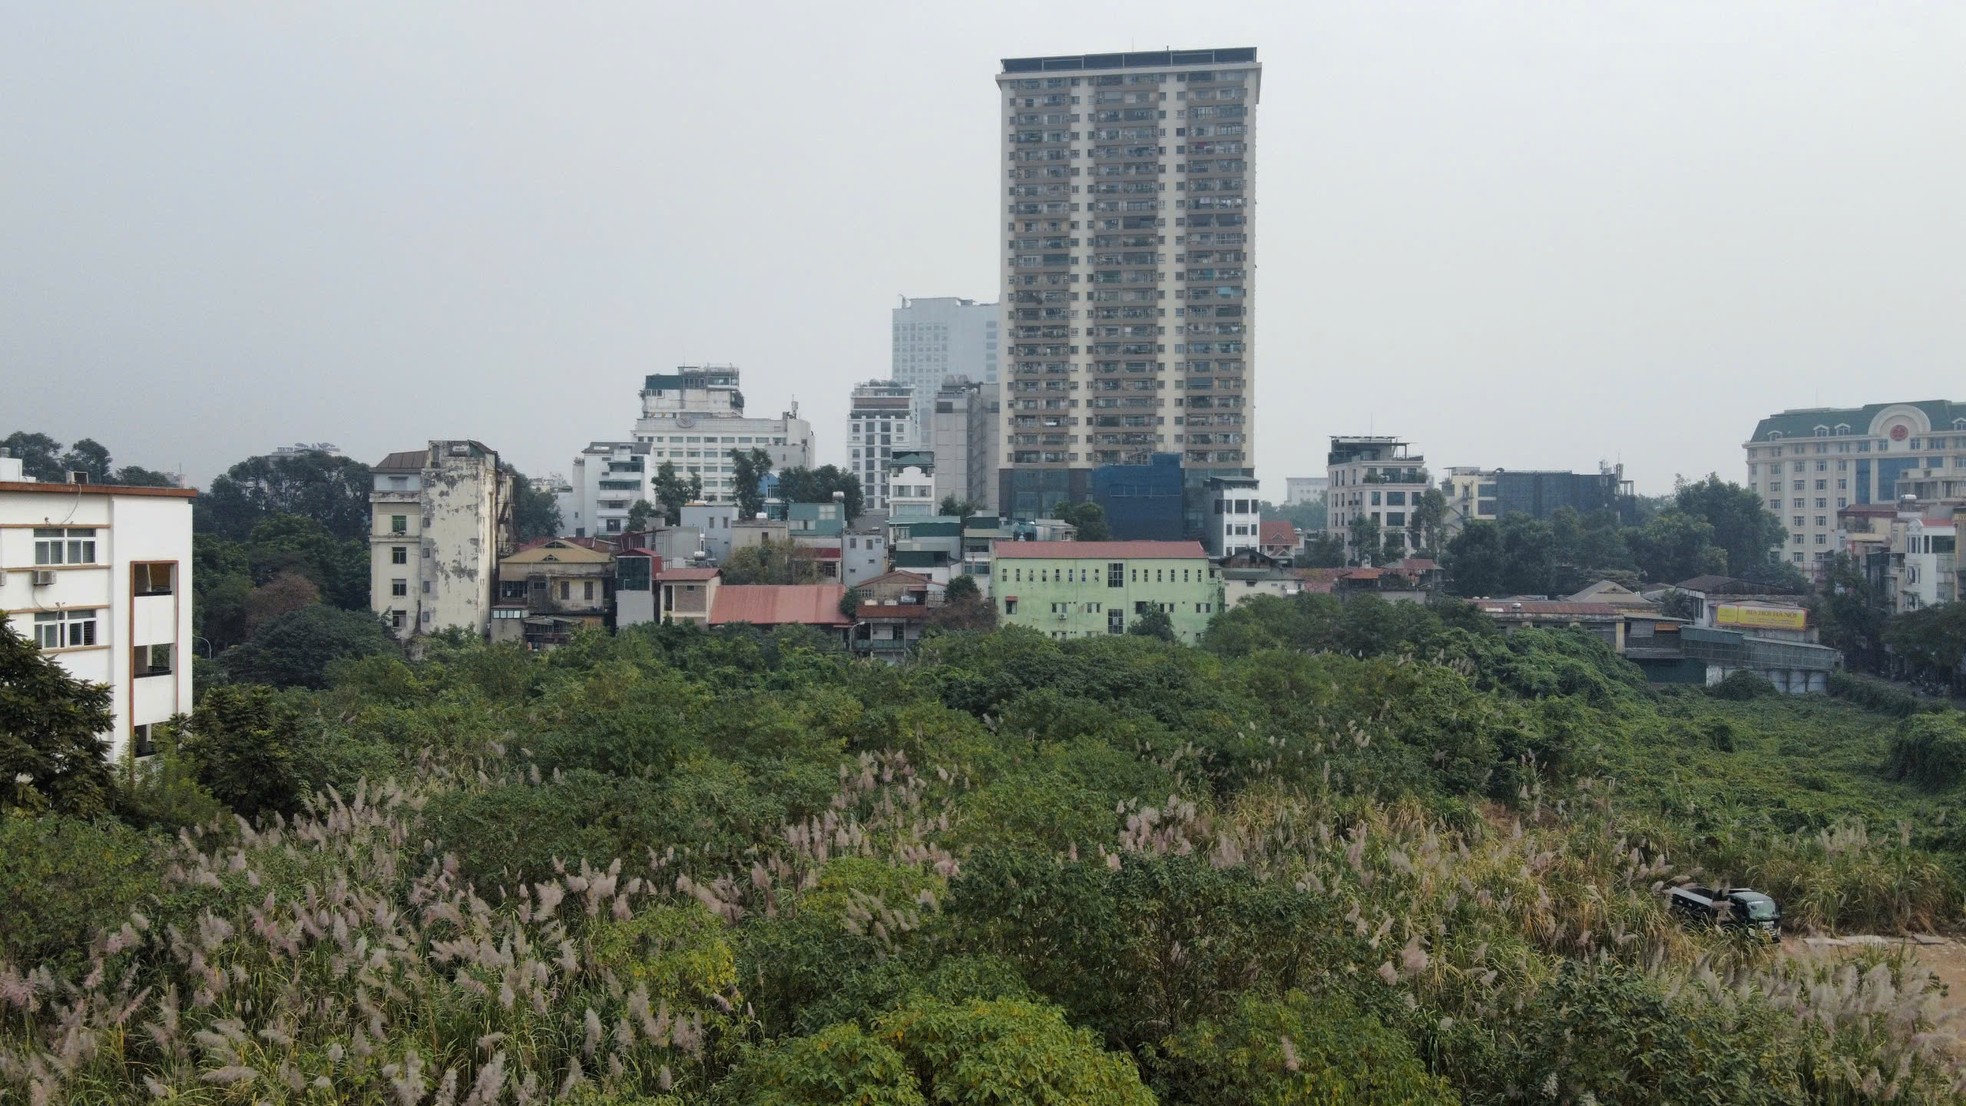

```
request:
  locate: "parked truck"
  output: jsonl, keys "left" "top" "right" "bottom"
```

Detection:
{"left": 1668, "top": 885, "right": 1782, "bottom": 937}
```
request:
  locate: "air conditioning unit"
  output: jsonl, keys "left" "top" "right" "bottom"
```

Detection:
{"left": 32, "top": 570, "right": 58, "bottom": 587}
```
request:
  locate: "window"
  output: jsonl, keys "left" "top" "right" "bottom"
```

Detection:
{"left": 391, "top": 611, "right": 406, "bottom": 629}
{"left": 1004, "top": 598, "right": 1018, "bottom": 615}
{"left": 133, "top": 643, "right": 173, "bottom": 677}
{"left": 390, "top": 515, "right": 408, "bottom": 534}
{"left": 132, "top": 562, "right": 175, "bottom": 596}
{"left": 391, "top": 578, "right": 408, "bottom": 597}
{"left": 32, "top": 609, "right": 98, "bottom": 649}
{"left": 33, "top": 528, "right": 97, "bottom": 566}
{"left": 1108, "top": 609, "right": 1125, "bottom": 633}
{"left": 391, "top": 546, "right": 408, "bottom": 565}
{"left": 1107, "top": 561, "right": 1124, "bottom": 587}
{"left": 1792, "top": 516, "right": 1804, "bottom": 529}
{"left": 133, "top": 724, "right": 157, "bottom": 759}
{"left": 583, "top": 580, "right": 595, "bottom": 601}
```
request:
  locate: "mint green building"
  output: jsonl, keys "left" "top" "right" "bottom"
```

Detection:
{"left": 992, "top": 541, "right": 1222, "bottom": 643}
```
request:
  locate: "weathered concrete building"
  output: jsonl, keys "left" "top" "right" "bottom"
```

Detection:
{"left": 370, "top": 441, "right": 514, "bottom": 641}
{"left": 490, "top": 538, "right": 614, "bottom": 649}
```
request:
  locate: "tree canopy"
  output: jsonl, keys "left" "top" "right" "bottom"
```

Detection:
{"left": 778, "top": 465, "right": 864, "bottom": 522}
{"left": 0, "top": 622, "right": 114, "bottom": 816}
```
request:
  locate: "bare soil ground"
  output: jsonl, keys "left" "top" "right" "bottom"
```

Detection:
{"left": 1784, "top": 935, "right": 1966, "bottom": 1044}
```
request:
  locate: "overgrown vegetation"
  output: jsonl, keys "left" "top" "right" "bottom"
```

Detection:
{"left": 4, "top": 600, "right": 1965, "bottom": 1103}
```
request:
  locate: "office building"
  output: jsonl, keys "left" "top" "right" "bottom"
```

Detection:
{"left": 370, "top": 441, "right": 514, "bottom": 641}
{"left": 997, "top": 48, "right": 1261, "bottom": 519}
{"left": 1, "top": 458, "right": 195, "bottom": 761}
{"left": 1283, "top": 476, "right": 1327, "bottom": 506}
{"left": 631, "top": 366, "right": 815, "bottom": 504}
{"left": 892, "top": 296, "right": 1000, "bottom": 428}
{"left": 1442, "top": 465, "right": 1635, "bottom": 530}
{"left": 1746, "top": 401, "right": 1966, "bottom": 573}
{"left": 930, "top": 378, "right": 1000, "bottom": 512}
{"left": 848, "top": 380, "right": 917, "bottom": 514}
{"left": 1326, "top": 437, "right": 1429, "bottom": 563}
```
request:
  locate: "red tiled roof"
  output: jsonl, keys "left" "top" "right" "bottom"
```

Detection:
{"left": 710, "top": 584, "right": 851, "bottom": 627}
{"left": 1395, "top": 557, "right": 1438, "bottom": 573}
{"left": 1259, "top": 520, "right": 1297, "bottom": 546}
{"left": 1340, "top": 567, "right": 1384, "bottom": 580}
{"left": 857, "top": 603, "right": 934, "bottom": 620}
{"left": 656, "top": 567, "right": 719, "bottom": 582}
{"left": 992, "top": 540, "right": 1209, "bottom": 560}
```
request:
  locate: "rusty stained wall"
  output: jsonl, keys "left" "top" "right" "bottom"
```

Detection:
{"left": 421, "top": 447, "right": 504, "bottom": 637}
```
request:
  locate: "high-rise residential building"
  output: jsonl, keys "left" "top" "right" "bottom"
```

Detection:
{"left": 1, "top": 457, "right": 194, "bottom": 761}
{"left": 997, "top": 47, "right": 1260, "bottom": 521}
{"left": 848, "top": 380, "right": 917, "bottom": 514}
{"left": 1746, "top": 401, "right": 1966, "bottom": 575}
{"left": 892, "top": 296, "right": 1000, "bottom": 429}
{"left": 1326, "top": 437, "right": 1430, "bottom": 564}
{"left": 632, "top": 367, "right": 816, "bottom": 504}
{"left": 369, "top": 441, "right": 514, "bottom": 640}
{"left": 929, "top": 378, "right": 1000, "bottom": 512}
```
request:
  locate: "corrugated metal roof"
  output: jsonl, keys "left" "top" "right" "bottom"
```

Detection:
{"left": 374, "top": 449, "right": 427, "bottom": 472}
{"left": 710, "top": 584, "right": 851, "bottom": 627}
{"left": 992, "top": 540, "right": 1209, "bottom": 560}
{"left": 656, "top": 567, "right": 720, "bottom": 581}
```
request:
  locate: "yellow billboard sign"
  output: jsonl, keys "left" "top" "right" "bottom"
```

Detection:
{"left": 1715, "top": 604, "right": 1808, "bottom": 632}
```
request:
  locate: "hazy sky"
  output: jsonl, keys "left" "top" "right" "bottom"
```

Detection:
{"left": 5, "top": 2, "right": 1963, "bottom": 497}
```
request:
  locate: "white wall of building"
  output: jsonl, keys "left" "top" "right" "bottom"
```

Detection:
{"left": 848, "top": 381, "right": 917, "bottom": 514}
{"left": 1, "top": 483, "right": 194, "bottom": 761}
{"left": 370, "top": 442, "right": 508, "bottom": 641}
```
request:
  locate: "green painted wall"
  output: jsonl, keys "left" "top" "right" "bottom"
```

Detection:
{"left": 994, "top": 555, "right": 1223, "bottom": 642}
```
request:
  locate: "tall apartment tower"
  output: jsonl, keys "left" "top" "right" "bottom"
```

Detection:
{"left": 997, "top": 48, "right": 1260, "bottom": 521}
{"left": 930, "top": 378, "right": 1001, "bottom": 513}
{"left": 848, "top": 380, "right": 918, "bottom": 514}
{"left": 892, "top": 296, "right": 1000, "bottom": 429}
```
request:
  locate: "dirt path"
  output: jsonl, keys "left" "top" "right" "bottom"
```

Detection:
{"left": 1785, "top": 935, "right": 1966, "bottom": 1043}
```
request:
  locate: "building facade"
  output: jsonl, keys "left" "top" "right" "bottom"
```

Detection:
{"left": 1326, "top": 437, "right": 1430, "bottom": 563}
{"left": 1283, "top": 476, "right": 1328, "bottom": 506}
{"left": 848, "top": 380, "right": 917, "bottom": 514}
{"left": 563, "top": 441, "right": 653, "bottom": 538}
{"left": 1, "top": 459, "right": 195, "bottom": 761}
{"left": 929, "top": 378, "right": 1000, "bottom": 513}
{"left": 992, "top": 539, "right": 1221, "bottom": 642}
{"left": 1443, "top": 465, "right": 1635, "bottom": 529}
{"left": 1745, "top": 401, "right": 1966, "bottom": 574}
{"left": 892, "top": 296, "right": 1000, "bottom": 429}
{"left": 997, "top": 48, "right": 1261, "bottom": 519}
{"left": 631, "top": 366, "right": 815, "bottom": 505}
{"left": 369, "top": 441, "right": 514, "bottom": 641}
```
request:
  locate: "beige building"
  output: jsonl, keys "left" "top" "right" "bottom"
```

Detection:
{"left": 370, "top": 441, "right": 514, "bottom": 641}
{"left": 1746, "top": 401, "right": 1966, "bottom": 577}
{"left": 997, "top": 47, "right": 1260, "bottom": 517}
{"left": 1326, "top": 437, "right": 1430, "bottom": 563}
{"left": 490, "top": 538, "right": 615, "bottom": 649}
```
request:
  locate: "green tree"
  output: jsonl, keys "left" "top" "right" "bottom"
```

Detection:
{"left": 1410, "top": 487, "right": 1448, "bottom": 556}
{"left": 0, "top": 815, "right": 158, "bottom": 970}
{"left": 720, "top": 539, "right": 822, "bottom": 585}
{"left": 218, "top": 605, "right": 396, "bottom": 689}
{"left": 1445, "top": 520, "right": 1507, "bottom": 596}
{"left": 0, "top": 623, "right": 115, "bottom": 816}
{"left": 1812, "top": 552, "right": 1888, "bottom": 671}
{"left": 1299, "top": 531, "right": 1346, "bottom": 568}
{"left": 1164, "top": 989, "right": 1456, "bottom": 1105}
{"left": 1673, "top": 473, "right": 1790, "bottom": 582}
{"left": 1628, "top": 508, "right": 1726, "bottom": 585}
{"left": 730, "top": 447, "right": 773, "bottom": 519}
{"left": 111, "top": 465, "right": 180, "bottom": 487}
{"left": 58, "top": 438, "right": 114, "bottom": 481}
{"left": 1347, "top": 513, "right": 1383, "bottom": 566}
{"left": 196, "top": 450, "right": 373, "bottom": 542}
{"left": 939, "top": 494, "right": 981, "bottom": 518}
{"left": 175, "top": 684, "right": 301, "bottom": 819}
{"left": 840, "top": 586, "right": 865, "bottom": 620}
{"left": 927, "top": 574, "right": 997, "bottom": 633}
{"left": 777, "top": 465, "right": 864, "bottom": 522}
{"left": 1885, "top": 601, "right": 1966, "bottom": 687}
{"left": 628, "top": 498, "right": 660, "bottom": 531}
{"left": 652, "top": 461, "right": 702, "bottom": 525}
{"left": 0, "top": 431, "right": 65, "bottom": 481}
{"left": 246, "top": 512, "right": 368, "bottom": 609}
{"left": 1128, "top": 607, "right": 1176, "bottom": 642}
{"left": 1053, "top": 500, "right": 1111, "bottom": 541}
{"left": 506, "top": 467, "right": 564, "bottom": 540}
{"left": 1262, "top": 494, "right": 1327, "bottom": 533}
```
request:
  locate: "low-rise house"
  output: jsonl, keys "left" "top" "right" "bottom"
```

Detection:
{"left": 1222, "top": 564, "right": 1303, "bottom": 608}
{"left": 992, "top": 540, "right": 1220, "bottom": 643}
{"left": 490, "top": 538, "right": 614, "bottom": 649}
{"left": 655, "top": 566, "right": 720, "bottom": 626}
{"left": 682, "top": 503, "right": 740, "bottom": 562}
{"left": 614, "top": 548, "right": 661, "bottom": 628}
{"left": 849, "top": 572, "right": 946, "bottom": 660}
{"left": 842, "top": 527, "right": 888, "bottom": 586}
{"left": 1, "top": 459, "right": 195, "bottom": 760}
{"left": 1258, "top": 520, "right": 1299, "bottom": 561}
{"left": 709, "top": 583, "right": 852, "bottom": 637}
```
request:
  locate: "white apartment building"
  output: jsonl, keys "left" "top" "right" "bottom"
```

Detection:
{"left": 370, "top": 441, "right": 513, "bottom": 641}
{"left": 888, "top": 452, "right": 938, "bottom": 520}
{"left": 929, "top": 378, "right": 1000, "bottom": 512}
{"left": 1326, "top": 436, "right": 1430, "bottom": 563}
{"left": 1746, "top": 401, "right": 1966, "bottom": 576}
{"left": 892, "top": 296, "right": 1000, "bottom": 429}
{"left": 1204, "top": 475, "right": 1262, "bottom": 557}
{"left": 564, "top": 441, "right": 654, "bottom": 538}
{"left": 998, "top": 47, "right": 1260, "bottom": 518}
{"left": 849, "top": 380, "right": 917, "bottom": 514}
{"left": 1, "top": 457, "right": 194, "bottom": 761}
{"left": 632, "top": 367, "right": 815, "bottom": 503}
{"left": 1283, "top": 476, "right": 1328, "bottom": 506}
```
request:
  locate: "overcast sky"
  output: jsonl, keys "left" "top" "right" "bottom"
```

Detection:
{"left": 5, "top": 2, "right": 1963, "bottom": 497}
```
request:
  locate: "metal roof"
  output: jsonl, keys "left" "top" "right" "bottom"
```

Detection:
{"left": 992, "top": 540, "right": 1209, "bottom": 560}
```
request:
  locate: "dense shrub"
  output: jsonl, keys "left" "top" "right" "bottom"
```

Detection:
{"left": 1161, "top": 989, "right": 1455, "bottom": 1105}
{"left": 1708, "top": 668, "right": 1779, "bottom": 700}
{"left": 1829, "top": 670, "right": 1949, "bottom": 718}
{"left": 1888, "top": 714, "right": 1966, "bottom": 790}
{"left": 0, "top": 814, "right": 157, "bottom": 969}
